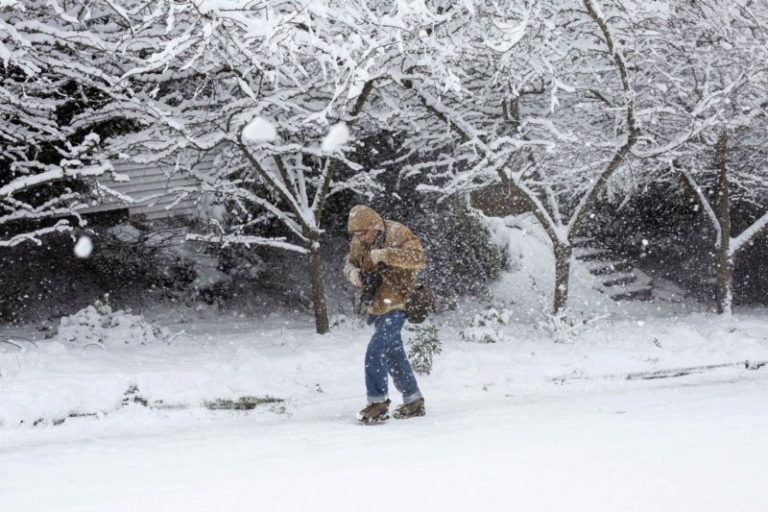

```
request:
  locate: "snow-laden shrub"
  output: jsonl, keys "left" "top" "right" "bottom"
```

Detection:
{"left": 459, "top": 307, "right": 513, "bottom": 343}
{"left": 406, "top": 324, "right": 442, "bottom": 375}
{"left": 55, "top": 297, "right": 170, "bottom": 347}
{"left": 536, "top": 310, "right": 610, "bottom": 344}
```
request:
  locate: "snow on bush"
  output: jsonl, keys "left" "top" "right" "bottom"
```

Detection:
{"left": 459, "top": 307, "right": 513, "bottom": 343}
{"left": 242, "top": 116, "right": 277, "bottom": 142}
{"left": 321, "top": 122, "right": 350, "bottom": 152}
{"left": 535, "top": 310, "right": 611, "bottom": 344}
{"left": 55, "top": 297, "right": 170, "bottom": 347}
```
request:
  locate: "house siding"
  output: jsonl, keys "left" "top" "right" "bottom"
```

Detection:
{"left": 82, "top": 154, "right": 214, "bottom": 221}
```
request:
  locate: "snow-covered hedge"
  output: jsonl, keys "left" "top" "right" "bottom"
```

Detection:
{"left": 459, "top": 307, "right": 513, "bottom": 344}
{"left": 55, "top": 298, "right": 170, "bottom": 347}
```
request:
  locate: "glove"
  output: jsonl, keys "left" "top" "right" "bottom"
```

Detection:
{"left": 348, "top": 268, "right": 363, "bottom": 288}
{"left": 369, "top": 248, "right": 388, "bottom": 265}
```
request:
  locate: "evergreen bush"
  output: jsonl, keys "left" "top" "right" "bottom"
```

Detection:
{"left": 406, "top": 324, "right": 442, "bottom": 375}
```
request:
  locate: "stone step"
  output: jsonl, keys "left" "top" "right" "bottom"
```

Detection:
{"left": 573, "top": 240, "right": 657, "bottom": 303}
{"left": 574, "top": 248, "right": 614, "bottom": 262}
{"left": 601, "top": 273, "right": 638, "bottom": 287}
{"left": 588, "top": 260, "right": 632, "bottom": 275}
{"left": 610, "top": 287, "right": 654, "bottom": 301}
{"left": 571, "top": 237, "right": 596, "bottom": 249}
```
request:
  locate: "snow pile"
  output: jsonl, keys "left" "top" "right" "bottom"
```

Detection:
{"left": 242, "top": 116, "right": 277, "bottom": 142}
{"left": 321, "top": 122, "right": 350, "bottom": 152}
{"left": 74, "top": 235, "right": 93, "bottom": 258}
{"left": 459, "top": 306, "right": 514, "bottom": 343}
{"left": 55, "top": 298, "right": 170, "bottom": 347}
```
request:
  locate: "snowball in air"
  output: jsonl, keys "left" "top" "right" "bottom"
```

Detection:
{"left": 321, "top": 123, "right": 350, "bottom": 152}
{"left": 242, "top": 117, "right": 277, "bottom": 142}
{"left": 74, "top": 236, "right": 93, "bottom": 258}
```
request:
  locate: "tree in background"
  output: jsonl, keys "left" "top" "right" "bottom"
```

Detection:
{"left": 6, "top": 0, "right": 768, "bottom": 323}
{"left": 366, "top": 0, "right": 644, "bottom": 313}
{"left": 627, "top": 1, "right": 768, "bottom": 314}
{"left": 0, "top": 0, "right": 132, "bottom": 247}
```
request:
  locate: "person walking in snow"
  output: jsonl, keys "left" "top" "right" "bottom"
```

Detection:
{"left": 343, "top": 205, "right": 427, "bottom": 424}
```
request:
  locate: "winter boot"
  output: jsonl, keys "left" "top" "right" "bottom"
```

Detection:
{"left": 356, "top": 399, "right": 391, "bottom": 424}
{"left": 393, "top": 398, "right": 426, "bottom": 419}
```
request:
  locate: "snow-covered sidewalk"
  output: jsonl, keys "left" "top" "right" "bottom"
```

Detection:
{"left": 2, "top": 373, "right": 766, "bottom": 512}
{"left": 2, "top": 312, "right": 768, "bottom": 511}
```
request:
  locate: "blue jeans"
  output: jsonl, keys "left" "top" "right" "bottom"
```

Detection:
{"left": 365, "top": 310, "right": 422, "bottom": 404}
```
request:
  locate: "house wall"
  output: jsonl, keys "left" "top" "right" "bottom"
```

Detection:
{"left": 81, "top": 153, "right": 216, "bottom": 221}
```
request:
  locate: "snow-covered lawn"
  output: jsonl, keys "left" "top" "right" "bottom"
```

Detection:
{"left": 1, "top": 311, "right": 767, "bottom": 511}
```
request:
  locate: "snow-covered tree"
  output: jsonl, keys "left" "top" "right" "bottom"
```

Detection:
{"left": 628, "top": 1, "right": 768, "bottom": 314}
{"left": 0, "top": 0, "right": 132, "bottom": 247}
{"left": 352, "top": 0, "right": 767, "bottom": 315}
{"left": 12, "top": 0, "right": 765, "bottom": 322}
{"left": 364, "top": 0, "right": 648, "bottom": 313}
{"left": 96, "top": 1, "right": 387, "bottom": 333}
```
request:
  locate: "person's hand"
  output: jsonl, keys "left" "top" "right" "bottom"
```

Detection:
{"left": 349, "top": 268, "right": 363, "bottom": 289}
{"left": 370, "top": 248, "right": 388, "bottom": 265}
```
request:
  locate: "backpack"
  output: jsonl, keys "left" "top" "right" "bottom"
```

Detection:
{"left": 403, "top": 222, "right": 436, "bottom": 323}
{"left": 405, "top": 283, "right": 436, "bottom": 324}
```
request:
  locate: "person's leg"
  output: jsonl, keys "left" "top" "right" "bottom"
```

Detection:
{"left": 384, "top": 311, "right": 423, "bottom": 404}
{"left": 364, "top": 312, "right": 400, "bottom": 403}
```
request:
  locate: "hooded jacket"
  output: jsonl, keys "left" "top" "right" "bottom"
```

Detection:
{"left": 343, "top": 206, "right": 426, "bottom": 315}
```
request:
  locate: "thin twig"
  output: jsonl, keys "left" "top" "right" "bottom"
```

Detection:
{"left": 0, "top": 339, "right": 22, "bottom": 350}
{"left": 6, "top": 336, "right": 39, "bottom": 349}
{"left": 167, "top": 330, "right": 196, "bottom": 344}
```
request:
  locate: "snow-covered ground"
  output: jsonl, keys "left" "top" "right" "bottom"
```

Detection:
{"left": 2, "top": 310, "right": 768, "bottom": 512}
{"left": 2, "top": 218, "right": 767, "bottom": 511}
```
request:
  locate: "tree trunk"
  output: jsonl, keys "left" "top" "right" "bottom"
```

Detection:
{"left": 553, "top": 243, "right": 572, "bottom": 314}
{"left": 308, "top": 240, "right": 330, "bottom": 334}
{"left": 714, "top": 132, "right": 733, "bottom": 315}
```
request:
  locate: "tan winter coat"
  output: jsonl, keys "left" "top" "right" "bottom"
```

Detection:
{"left": 343, "top": 219, "right": 426, "bottom": 316}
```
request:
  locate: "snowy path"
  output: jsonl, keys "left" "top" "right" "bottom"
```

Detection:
{"left": 2, "top": 373, "right": 766, "bottom": 512}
